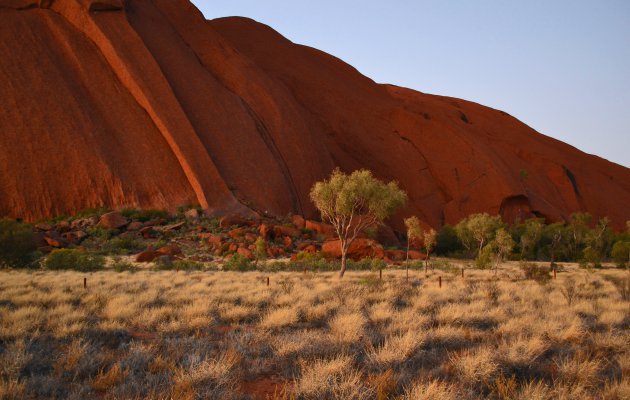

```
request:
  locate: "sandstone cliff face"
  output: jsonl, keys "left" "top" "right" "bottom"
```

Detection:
{"left": 1, "top": 0, "right": 629, "bottom": 229}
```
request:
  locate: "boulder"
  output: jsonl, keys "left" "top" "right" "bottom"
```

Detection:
{"left": 305, "top": 220, "right": 335, "bottom": 239}
{"left": 228, "top": 228, "right": 246, "bottom": 239}
{"left": 157, "top": 244, "right": 183, "bottom": 258}
{"left": 259, "top": 223, "right": 271, "bottom": 239}
{"left": 56, "top": 220, "right": 71, "bottom": 233}
{"left": 219, "top": 214, "right": 254, "bottom": 229}
{"left": 71, "top": 216, "right": 98, "bottom": 230}
{"left": 136, "top": 250, "right": 161, "bottom": 263}
{"left": 321, "top": 238, "right": 385, "bottom": 260}
{"left": 184, "top": 208, "right": 200, "bottom": 220}
{"left": 127, "top": 221, "right": 143, "bottom": 231}
{"left": 237, "top": 247, "right": 254, "bottom": 260}
{"left": 156, "top": 221, "right": 185, "bottom": 232}
{"left": 206, "top": 235, "right": 223, "bottom": 250}
{"left": 62, "top": 230, "right": 87, "bottom": 244}
{"left": 99, "top": 212, "right": 129, "bottom": 229}
{"left": 140, "top": 226, "right": 155, "bottom": 239}
{"left": 291, "top": 215, "right": 306, "bottom": 229}
{"left": 273, "top": 225, "right": 301, "bottom": 238}
{"left": 35, "top": 223, "right": 52, "bottom": 231}
{"left": 44, "top": 235, "right": 66, "bottom": 248}
{"left": 408, "top": 250, "right": 427, "bottom": 260}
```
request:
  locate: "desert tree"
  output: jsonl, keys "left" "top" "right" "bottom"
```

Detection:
{"left": 0, "top": 218, "right": 36, "bottom": 268}
{"left": 423, "top": 228, "right": 437, "bottom": 274}
{"left": 518, "top": 218, "right": 544, "bottom": 260}
{"left": 310, "top": 168, "right": 407, "bottom": 278}
{"left": 404, "top": 216, "right": 422, "bottom": 279}
{"left": 568, "top": 212, "right": 592, "bottom": 259}
{"left": 490, "top": 228, "right": 515, "bottom": 275}
{"left": 455, "top": 213, "right": 502, "bottom": 258}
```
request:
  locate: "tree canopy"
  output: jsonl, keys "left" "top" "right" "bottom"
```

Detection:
{"left": 310, "top": 168, "right": 407, "bottom": 277}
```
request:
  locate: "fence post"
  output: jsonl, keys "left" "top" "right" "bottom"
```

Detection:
{"left": 379, "top": 268, "right": 382, "bottom": 281}
{"left": 461, "top": 268, "right": 464, "bottom": 278}
{"left": 266, "top": 277, "right": 270, "bottom": 287}
{"left": 83, "top": 277, "right": 87, "bottom": 289}
{"left": 439, "top": 276, "right": 442, "bottom": 288}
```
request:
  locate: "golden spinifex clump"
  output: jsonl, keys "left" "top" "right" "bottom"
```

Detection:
{"left": 310, "top": 168, "right": 407, "bottom": 278}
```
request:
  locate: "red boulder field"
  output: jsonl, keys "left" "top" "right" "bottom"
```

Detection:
{"left": 1, "top": 0, "right": 629, "bottom": 229}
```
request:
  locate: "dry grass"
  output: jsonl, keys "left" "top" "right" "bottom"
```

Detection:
{"left": 0, "top": 263, "right": 628, "bottom": 399}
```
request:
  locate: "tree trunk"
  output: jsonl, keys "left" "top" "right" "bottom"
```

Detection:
{"left": 425, "top": 253, "right": 429, "bottom": 275}
{"left": 339, "top": 241, "right": 348, "bottom": 278}
{"left": 406, "top": 241, "right": 410, "bottom": 281}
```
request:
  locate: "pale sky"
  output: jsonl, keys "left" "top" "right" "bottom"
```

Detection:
{"left": 193, "top": 0, "right": 630, "bottom": 168}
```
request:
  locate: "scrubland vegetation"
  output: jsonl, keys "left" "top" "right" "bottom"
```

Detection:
{"left": 1, "top": 172, "right": 629, "bottom": 399}
{"left": 0, "top": 265, "right": 628, "bottom": 399}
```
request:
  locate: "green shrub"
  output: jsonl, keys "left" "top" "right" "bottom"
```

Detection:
{"left": 223, "top": 253, "right": 254, "bottom": 271}
{"left": 101, "top": 236, "right": 144, "bottom": 255}
{"left": 435, "top": 224, "right": 463, "bottom": 256}
{"left": 288, "top": 251, "right": 338, "bottom": 272}
{"left": 432, "top": 259, "right": 460, "bottom": 274}
{"left": 0, "top": 219, "right": 38, "bottom": 268}
{"left": 86, "top": 226, "right": 117, "bottom": 241}
{"left": 121, "top": 208, "right": 169, "bottom": 222}
{"left": 45, "top": 249, "right": 105, "bottom": 271}
{"left": 173, "top": 259, "right": 205, "bottom": 271}
{"left": 611, "top": 241, "right": 630, "bottom": 268}
{"left": 155, "top": 258, "right": 205, "bottom": 271}
{"left": 347, "top": 257, "right": 386, "bottom": 271}
{"left": 112, "top": 258, "right": 137, "bottom": 272}
{"left": 519, "top": 262, "right": 551, "bottom": 284}
{"left": 475, "top": 245, "right": 493, "bottom": 269}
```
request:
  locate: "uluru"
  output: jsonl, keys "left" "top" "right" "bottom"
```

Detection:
{"left": 1, "top": 0, "right": 629, "bottom": 230}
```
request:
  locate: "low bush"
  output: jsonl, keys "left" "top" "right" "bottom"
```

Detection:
{"left": 121, "top": 208, "right": 169, "bottom": 222}
{"left": 112, "top": 258, "right": 137, "bottom": 272}
{"left": 287, "top": 251, "right": 338, "bottom": 272}
{"left": 476, "top": 245, "right": 493, "bottom": 269}
{"left": 0, "top": 219, "right": 38, "bottom": 268}
{"left": 155, "top": 258, "right": 204, "bottom": 271}
{"left": 347, "top": 257, "right": 386, "bottom": 271}
{"left": 172, "top": 259, "right": 205, "bottom": 271}
{"left": 101, "top": 236, "right": 144, "bottom": 255}
{"left": 45, "top": 249, "right": 105, "bottom": 271}
{"left": 223, "top": 253, "right": 254, "bottom": 271}
{"left": 519, "top": 262, "right": 551, "bottom": 284}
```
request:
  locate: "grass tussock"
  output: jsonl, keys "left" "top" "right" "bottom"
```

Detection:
{"left": 0, "top": 264, "right": 627, "bottom": 399}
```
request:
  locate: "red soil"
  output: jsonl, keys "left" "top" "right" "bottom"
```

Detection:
{"left": 1, "top": 0, "right": 629, "bottom": 230}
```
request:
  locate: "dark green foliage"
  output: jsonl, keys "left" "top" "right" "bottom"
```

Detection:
{"left": 0, "top": 219, "right": 38, "bottom": 268}
{"left": 223, "top": 253, "right": 254, "bottom": 271}
{"left": 121, "top": 208, "right": 169, "bottom": 222}
{"left": 283, "top": 251, "right": 338, "bottom": 272}
{"left": 173, "top": 259, "right": 205, "bottom": 271}
{"left": 434, "top": 224, "right": 462, "bottom": 256}
{"left": 45, "top": 249, "right": 104, "bottom": 271}
{"left": 100, "top": 236, "right": 145, "bottom": 255}
{"left": 611, "top": 241, "right": 630, "bottom": 268}
{"left": 519, "top": 262, "right": 551, "bottom": 284}
{"left": 475, "top": 245, "right": 493, "bottom": 269}
{"left": 86, "top": 226, "right": 117, "bottom": 241}
{"left": 347, "top": 257, "right": 386, "bottom": 271}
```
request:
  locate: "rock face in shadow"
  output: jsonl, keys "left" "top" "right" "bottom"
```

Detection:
{"left": 1, "top": 0, "right": 629, "bottom": 229}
